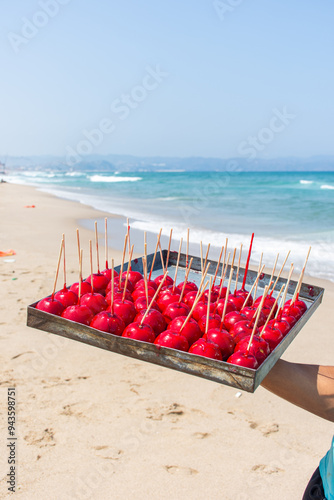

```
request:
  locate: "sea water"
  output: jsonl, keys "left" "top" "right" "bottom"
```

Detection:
{"left": 5, "top": 168, "right": 334, "bottom": 282}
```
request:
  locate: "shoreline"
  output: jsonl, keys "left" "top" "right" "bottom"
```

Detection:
{"left": 1, "top": 181, "right": 334, "bottom": 499}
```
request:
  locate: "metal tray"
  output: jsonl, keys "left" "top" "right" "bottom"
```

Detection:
{"left": 27, "top": 250, "right": 324, "bottom": 392}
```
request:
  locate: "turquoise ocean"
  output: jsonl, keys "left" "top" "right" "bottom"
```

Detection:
{"left": 5, "top": 168, "right": 334, "bottom": 282}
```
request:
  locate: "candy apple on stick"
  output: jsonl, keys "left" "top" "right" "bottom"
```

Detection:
{"left": 239, "top": 264, "right": 265, "bottom": 311}
{"left": 218, "top": 265, "right": 234, "bottom": 332}
{"left": 61, "top": 250, "right": 93, "bottom": 325}
{"left": 227, "top": 286, "right": 268, "bottom": 369}
{"left": 112, "top": 247, "right": 136, "bottom": 326}
{"left": 177, "top": 258, "right": 194, "bottom": 304}
{"left": 70, "top": 230, "right": 92, "bottom": 297}
{"left": 135, "top": 271, "right": 168, "bottom": 335}
{"left": 167, "top": 279, "right": 209, "bottom": 345}
{"left": 90, "top": 260, "right": 126, "bottom": 336}
{"left": 198, "top": 278, "right": 221, "bottom": 333}
{"left": 54, "top": 235, "right": 78, "bottom": 308}
{"left": 36, "top": 237, "right": 65, "bottom": 316}
{"left": 80, "top": 240, "right": 108, "bottom": 315}
{"left": 259, "top": 284, "right": 286, "bottom": 350}
{"left": 85, "top": 222, "right": 109, "bottom": 294}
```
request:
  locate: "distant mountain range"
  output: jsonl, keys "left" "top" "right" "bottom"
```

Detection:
{"left": 2, "top": 154, "right": 334, "bottom": 172}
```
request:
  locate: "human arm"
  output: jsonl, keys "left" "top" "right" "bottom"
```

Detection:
{"left": 261, "top": 359, "right": 334, "bottom": 422}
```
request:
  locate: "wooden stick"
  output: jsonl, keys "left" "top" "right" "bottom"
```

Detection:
{"left": 268, "top": 253, "right": 279, "bottom": 290}
{"left": 140, "top": 271, "right": 169, "bottom": 326}
{"left": 261, "top": 284, "right": 285, "bottom": 330}
{"left": 219, "top": 266, "right": 234, "bottom": 330}
{"left": 203, "top": 243, "right": 211, "bottom": 273}
{"left": 276, "top": 263, "right": 294, "bottom": 318}
{"left": 111, "top": 258, "right": 114, "bottom": 314}
{"left": 89, "top": 239, "right": 95, "bottom": 294}
{"left": 166, "top": 229, "right": 173, "bottom": 269}
{"left": 158, "top": 240, "right": 165, "bottom": 274}
{"left": 205, "top": 277, "right": 213, "bottom": 335}
{"left": 270, "top": 250, "right": 290, "bottom": 296}
{"left": 122, "top": 245, "right": 134, "bottom": 302}
{"left": 247, "top": 286, "right": 268, "bottom": 351}
{"left": 254, "top": 252, "right": 263, "bottom": 299}
{"left": 142, "top": 255, "right": 149, "bottom": 308}
{"left": 195, "top": 262, "right": 211, "bottom": 298}
{"left": 76, "top": 228, "right": 81, "bottom": 281}
{"left": 178, "top": 258, "right": 193, "bottom": 304}
{"left": 241, "top": 264, "right": 265, "bottom": 310}
{"left": 242, "top": 232, "right": 254, "bottom": 289}
{"left": 215, "top": 252, "right": 231, "bottom": 310}
{"left": 230, "top": 247, "right": 237, "bottom": 270}
{"left": 186, "top": 228, "right": 190, "bottom": 268}
{"left": 127, "top": 218, "right": 132, "bottom": 271}
{"left": 149, "top": 228, "right": 162, "bottom": 280}
{"left": 62, "top": 233, "right": 66, "bottom": 288}
{"left": 119, "top": 233, "right": 128, "bottom": 287}
{"left": 234, "top": 243, "right": 243, "bottom": 293}
{"left": 104, "top": 217, "right": 109, "bottom": 270}
{"left": 51, "top": 237, "right": 63, "bottom": 299}
{"left": 94, "top": 221, "right": 101, "bottom": 273}
{"left": 200, "top": 241, "right": 203, "bottom": 273}
{"left": 292, "top": 246, "right": 311, "bottom": 303}
{"left": 172, "top": 237, "right": 183, "bottom": 292}
{"left": 179, "top": 279, "right": 209, "bottom": 332}
{"left": 78, "top": 249, "right": 83, "bottom": 301}
{"left": 212, "top": 244, "right": 224, "bottom": 288}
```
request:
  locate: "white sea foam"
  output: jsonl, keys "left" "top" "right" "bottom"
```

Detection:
{"left": 320, "top": 184, "right": 334, "bottom": 190}
{"left": 300, "top": 180, "right": 313, "bottom": 185}
{"left": 89, "top": 175, "right": 142, "bottom": 183}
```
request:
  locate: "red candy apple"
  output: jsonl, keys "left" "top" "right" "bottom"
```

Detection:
{"left": 122, "top": 322, "right": 155, "bottom": 343}
{"left": 154, "top": 330, "right": 189, "bottom": 352}
{"left": 80, "top": 292, "right": 108, "bottom": 316}
{"left": 61, "top": 304, "right": 93, "bottom": 325}
{"left": 203, "top": 328, "right": 235, "bottom": 360}
{"left": 36, "top": 297, "right": 64, "bottom": 316}
{"left": 227, "top": 351, "right": 259, "bottom": 369}
{"left": 189, "top": 338, "right": 223, "bottom": 361}
{"left": 90, "top": 311, "right": 125, "bottom": 336}
{"left": 54, "top": 288, "right": 78, "bottom": 308}
{"left": 167, "top": 316, "right": 202, "bottom": 345}
{"left": 134, "top": 309, "right": 166, "bottom": 336}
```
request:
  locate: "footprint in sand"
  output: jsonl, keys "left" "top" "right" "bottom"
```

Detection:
{"left": 61, "top": 403, "right": 85, "bottom": 418}
{"left": 192, "top": 432, "right": 210, "bottom": 439}
{"left": 251, "top": 464, "right": 284, "bottom": 474}
{"left": 92, "top": 446, "right": 124, "bottom": 461}
{"left": 24, "top": 428, "right": 56, "bottom": 448}
{"left": 146, "top": 403, "right": 185, "bottom": 422}
{"left": 259, "top": 423, "right": 279, "bottom": 437}
{"left": 164, "top": 465, "right": 198, "bottom": 476}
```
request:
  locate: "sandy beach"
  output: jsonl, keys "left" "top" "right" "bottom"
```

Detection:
{"left": 0, "top": 182, "right": 333, "bottom": 500}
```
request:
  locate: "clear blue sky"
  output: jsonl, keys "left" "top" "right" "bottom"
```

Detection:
{"left": 1, "top": 0, "right": 334, "bottom": 159}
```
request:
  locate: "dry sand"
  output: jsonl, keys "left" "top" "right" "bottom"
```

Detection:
{"left": 0, "top": 182, "right": 333, "bottom": 500}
